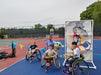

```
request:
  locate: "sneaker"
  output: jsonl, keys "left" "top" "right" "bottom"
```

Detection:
{"left": 69, "top": 67, "right": 72, "bottom": 71}
{"left": 65, "top": 64, "right": 69, "bottom": 67}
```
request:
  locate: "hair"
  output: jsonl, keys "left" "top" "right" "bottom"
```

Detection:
{"left": 34, "top": 42, "right": 36, "bottom": 44}
{"left": 49, "top": 44, "right": 53, "bottom": 47}
{"left": 72, "top": 42, "right": 77, "bottom": 45}
{"left": 49, "top": 35, "right": 52, "bottom": 38}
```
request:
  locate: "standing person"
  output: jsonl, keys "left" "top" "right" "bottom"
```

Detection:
{"left": 46, "top": 35, "right": 54, "bottom": 50}
{"left": 11, "top": 41, "right": 16, "bottom": 57}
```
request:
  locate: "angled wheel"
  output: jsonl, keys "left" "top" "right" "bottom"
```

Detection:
{"left": 26, "top": 52, "right": 30, "bottom": 61}
{"left": 0, "top": 52, "right": 9, "bottom": 60}
{"left": 54, "top": 57, "right": 61, "bottom": 69}
{"left": 36, "top": 50, "right": 41, "bottom": 60}
{"left": 41, "top": 58, "right": 46, "bottom": 67}
{"left": 30, "top": 60, "right": 32, "bottom": 63}
{"left": 72, "top": 59, "right": 90, "bottom": 75}
{"left": 62, "top": 66, "right": 71, "bottom": 74}
{"left": 45, "top": 70, "right": 47, "bottom": 72}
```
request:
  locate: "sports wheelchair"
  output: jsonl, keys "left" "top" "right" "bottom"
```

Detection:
{"left": 26, "top": 48, "right": 41, "bottom": 63}
{"left": 41, "top": 55, "right": 60, "bottom": 72}
{"left": 62, "top": 54, "right": 90, "bottom": 75}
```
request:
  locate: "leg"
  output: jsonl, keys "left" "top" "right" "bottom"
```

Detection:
{"left": 12, "top": 48, "right": 16, "bottom": 57}
{"left": 32, "top": 49, "right": 36, "bottom": 54}
{"left": 68, "top": 58, "right": 77, "bottom": 67}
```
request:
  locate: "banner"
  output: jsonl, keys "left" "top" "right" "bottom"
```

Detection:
{"left": 65, "top": 20, "right": 93, "bottom": 61}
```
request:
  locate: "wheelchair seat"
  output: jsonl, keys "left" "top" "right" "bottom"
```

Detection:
{"left": 80, "top": 54, "right": 84, "bottom": 59}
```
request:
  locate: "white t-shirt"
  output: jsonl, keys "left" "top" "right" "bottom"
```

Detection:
{"left": 73, "top": 47, "right": 80, "bottom": 57}
{"left": 45, "top": 49, "right": 56, "bottom": 55}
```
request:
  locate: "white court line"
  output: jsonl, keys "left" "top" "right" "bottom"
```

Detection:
{"left": 0, "top": 48, "right": 44, "bottom": 72}
{"left": 93, "top": 39, "right": 101, "bottom": 40}
{"left": 0, "top": 58, "right": 25, "bottom": 72}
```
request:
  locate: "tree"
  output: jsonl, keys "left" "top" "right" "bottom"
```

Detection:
{"left": 0, "top": 28, "right": 7, "bottom": 35}
{"left": 58, "top": 27, "right": 64, "bottom": 34}
{"left": 41, "top": 26, "right": 46, "bottom": 29}
{"left": 80, "top": 1, "right": 101, "bottom": 25}
{"left": 46, "top": 24, "right": 54, "bottom": 31}
{"left": 92, "top": 1, "right": 101, "bottom": 25}
{"left": 35, "top": 24, "right": 42, "bottom": 28}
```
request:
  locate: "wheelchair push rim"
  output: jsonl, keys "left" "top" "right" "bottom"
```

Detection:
{"left": 72, "top": 59, "right": 90, "bottom": 75}
{"left": 26, "top": 52, "right": 30, "bottom": 61}
{"left": 54, "top": 57, "right": 61, "bottom": 69}
{"left": 36, "top": 49, "right": 41, "bottom": 60}
{"left": 62, "top": 66, "right": 72, "bottom": 75}
{"left": 41, "top": 58, "right": 46, "bottom": 67}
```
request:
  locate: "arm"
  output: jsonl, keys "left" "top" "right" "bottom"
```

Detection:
{"left": 53, "top": 50, "right": 57, "bottom": 58}
{"left": 46, "top": 46, "right": 48, "bottom": 50}
{"left": 70, "top": 54, "right": 77, "bottom": 57}
{"left": 70, "top": 48, "right": 79, "bottom": 57}
{"left": 35, "top": 45, "right": 38, "bottom": 49}
{"left": 29, "top": 46, "right": 32, "bottom": 51}
{"left": 65, "top": 54, "right": 77, "bottom": 57}
{"left": 53, "top": 42, "right": 55, "bottom": 49}
{"left": 46, "top": 41, "right": 48, "bottom": 50}
{"left": 42, "top": 50, "right": 48, "bottom": 58}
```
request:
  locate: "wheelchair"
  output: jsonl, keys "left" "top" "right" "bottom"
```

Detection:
{"left": 62, "top": 54, "right": 90, "bottom": 75}
{"left": 41, "top": 54, "right": 60, "bottom": 72}
{"left": 26, "top": 48, "right": 41, "bottom": 63}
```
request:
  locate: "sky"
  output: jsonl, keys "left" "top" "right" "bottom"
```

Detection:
{"left": 0, "top": 0, "right": 97, "bottom": 28}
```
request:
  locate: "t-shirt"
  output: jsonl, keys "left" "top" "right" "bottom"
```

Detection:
{"left": 73, "top": 47, "right": 80, "bottom": 57}
{"left": 30, "top": 45, "right": 37, "bottom": 50}
{"left": 45, "top": 49, "right": 56, "bottom": 56}
{"left": 46, "top": 40, "right": 54, "bottom": 49}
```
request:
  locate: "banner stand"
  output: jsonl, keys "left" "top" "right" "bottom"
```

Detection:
{"left": 63, "top": 20, "right": 96, "bottom": 69}
{"left": 63, "top": 59, "right": 96, "bottom": 69}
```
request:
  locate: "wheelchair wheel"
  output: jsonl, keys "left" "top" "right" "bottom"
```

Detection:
{"left": 36, "top": 50, "right": 41, "bottom": 60}
{"left": 62, "top": 66, "right": 71, "bottom": 74}
{"left": 72, "top": 59, "right": 90, "bottom": 75}
{"left": 54, "top": 57, "right": 60, "bottom": 69}
{"left": 41, "top": 58, "right": 46, "bottom": 67}
{"left": 0, "top": 52, "right": 9, "bottom": 60}
{"left": 26, "top": 52, "right": 30, "bottom": 61}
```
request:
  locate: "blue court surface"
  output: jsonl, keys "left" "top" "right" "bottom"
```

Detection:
{"left": 1, "top": 40, "right": 101, "bottom": 75}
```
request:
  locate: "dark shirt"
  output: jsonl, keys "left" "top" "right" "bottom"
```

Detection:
{"left": 30, "top": 45, "right": 37, "bottom": 50}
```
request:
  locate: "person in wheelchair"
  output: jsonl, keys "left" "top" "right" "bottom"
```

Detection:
{"left": 42, "top": 44, "right": 57, "bottom": 64}
{"left": 30, "top": 42, "right": 38, "bottom": 55}
{"left": 66, "top": 42, "right": 80, "bottom": 70}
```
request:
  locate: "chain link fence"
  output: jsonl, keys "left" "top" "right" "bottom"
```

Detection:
{"left": 0, "top": 24, "right": 65, "bottom": 39}
{"left": 0, "top": 24, "right": 101, "bottom": 39}
{"left": 94, "top": 25, "right": 101, "bottom": 36}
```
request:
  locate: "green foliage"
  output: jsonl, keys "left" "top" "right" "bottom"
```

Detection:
{"left": 0, "top": 28, "right": 7, "bottom": 35}
{"left": 41, "top": 26, "right": 46, "bottom": 29}
{"left": 58, "top": 27, "right": 64, "bottom": 33}
{"left": 80, "top": 1, "right": 101, "bottom": 25}
{"left": 35, "top": 24, "right": 42, "bottom": 28}
{"left": 0, "top": 23, "right": 65, "bottom": 38}
{"left": 46, "top": 24, "right": 54, "bottom": 32}
{"left": 92, "top": 1, "right": 101, "bottom": 25}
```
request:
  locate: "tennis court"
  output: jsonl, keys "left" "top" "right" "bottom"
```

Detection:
{"left": 0, "top": 39, "right": 101, "bottom": 75}
{"left": 0, "top": 40, "right": 29, "bottom": 46}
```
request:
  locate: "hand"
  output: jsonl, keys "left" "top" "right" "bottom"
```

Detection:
{"left": 65, "top": 54, "right": 70, "bottom": 57}
{"left": 55, "top": 55, "right": 57, "bottom": 58}
{"left": 42, "top": 56, "right": 44, "bottom": 59}
{"left": 36, "top": 48, "right": 38, "bottom": 50}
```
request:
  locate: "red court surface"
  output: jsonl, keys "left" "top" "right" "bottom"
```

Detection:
{"left": 0, "top": 36, "right": 64, "bottom": 71}
{"left": 0, "top": 36, "right": 101, "bottom": 71}
{"left": 93, "top": 36, "right": 101, "bottom": 40}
